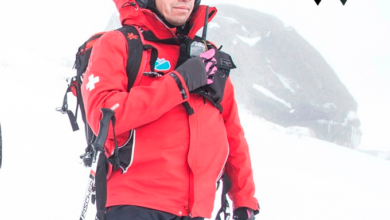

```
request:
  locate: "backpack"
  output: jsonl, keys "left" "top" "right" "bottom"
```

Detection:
{"left": 57, "top": 25, "right": 144, "bottom": 140}
{"left": 57, "top": 25, "right": 147, "bottom": 220}
{"left": 57, "top": 24, "right": 231, "bottom": 220}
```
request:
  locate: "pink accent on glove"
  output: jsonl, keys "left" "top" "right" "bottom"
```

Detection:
{"left": 247, "top": 209, "right": 252, "bottom": 218}
{"left": 200, "top": 49, "right": 218, "bottom": 84}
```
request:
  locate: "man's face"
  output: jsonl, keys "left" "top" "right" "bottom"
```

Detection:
{"left": 155, "top": 0, "right": 195, "bottom": 26}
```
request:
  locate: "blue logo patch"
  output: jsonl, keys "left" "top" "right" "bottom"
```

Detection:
{"left": 154, "top": 58, "right": 171, "bottom": 71}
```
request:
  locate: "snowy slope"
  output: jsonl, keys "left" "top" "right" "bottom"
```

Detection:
{"left": 240, "top": 109, "right": 390, "bottom": 220}
{"left": 0, "top": 49, "right": 389, "bottom": 220}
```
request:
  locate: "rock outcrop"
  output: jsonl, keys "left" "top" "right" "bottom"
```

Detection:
{"left": 105, "top": 4, "right": 362, "bottom": 148}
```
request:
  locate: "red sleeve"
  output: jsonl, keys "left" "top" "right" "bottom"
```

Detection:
{"left": 221, "top": 78, "right": 259, "bottom": 211}
{"left": 81, "top": 30, "right": 189, "bottom": 138}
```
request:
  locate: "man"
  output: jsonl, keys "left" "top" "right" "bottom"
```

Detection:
{"left": 81, "top": 0, "right": 259, "bottom": 219}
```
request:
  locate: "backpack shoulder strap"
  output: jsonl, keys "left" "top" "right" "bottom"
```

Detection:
{"left": 116, "top": 25, "right": 144, "bottom": 91}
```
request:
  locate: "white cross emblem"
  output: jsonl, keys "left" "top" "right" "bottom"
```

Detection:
{"left": 86, "top": 74, "right": 99, "bottom": 91}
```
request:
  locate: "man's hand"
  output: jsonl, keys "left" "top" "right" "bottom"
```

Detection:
{"left": 198, "top": 49, "right": 218, "bottom": 84}
{"left": 233, "top": 207, "right": 256, "bottom": 220}
{"left": 190, "top": 49, "right": 236, "bottom": 111}
{"left": 174, "top": 49, "right": 218, "bottom": 91}
{"left": 199, "top": 48, "right": 236, "bottom": 85}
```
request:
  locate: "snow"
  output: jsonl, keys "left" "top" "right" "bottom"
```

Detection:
{"left": 0, "top": 63, "right": 389, "bottom": 219}
{"left": 241, "top": 25, "right": 251, "bottom": 35}
{"left": 218, "top": 15, "right": 240, "bottom": 24}
{"left": 236, "top": 35, "right": 262, "bottom": 46}
{"left": 267, "top": 64, "right": 295, "bottom": 93}
{"left": 323, "top": 103, "right": 337, "bottom": 109}
{"left": 347, "top": 111, "right": 359, "bottom": 121}
{"left": 208, "top": 22, "right": 221, "bottom": 29}
{"left": 252, "top": 84, "right": 292, "bottom": 108}
{"left": 239, "top": 110, "right": 390, "bottom": 220}
{"left": 0, "top": 1, "right": 390, "bottom": 220}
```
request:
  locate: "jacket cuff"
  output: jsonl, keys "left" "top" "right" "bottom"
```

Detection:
{"left": 169, "top": 71, "right": 189, "bottom": 101}
{"left": 233, "top": 199, "right": 260, "bottom": 214}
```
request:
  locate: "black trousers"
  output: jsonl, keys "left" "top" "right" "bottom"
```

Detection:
{"left": 105, "top": 205, "right": 204, "bottom": 220}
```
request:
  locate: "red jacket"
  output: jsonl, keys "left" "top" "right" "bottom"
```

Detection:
{"left": 81, "top": 1, "right": 259, "bottom": 218}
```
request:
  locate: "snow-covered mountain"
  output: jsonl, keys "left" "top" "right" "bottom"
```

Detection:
{"left": 104, "top": 4, "right": 362, "bottom": 150}
{"left": 205, "top": 5, "right": 362, "bottom": 149}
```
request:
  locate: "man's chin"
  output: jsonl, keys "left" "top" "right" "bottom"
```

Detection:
{"left": 166, "top": 16, "right": 189, "bottom": 26}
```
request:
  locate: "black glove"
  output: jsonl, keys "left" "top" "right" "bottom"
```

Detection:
{"left": 233, "top": 207, "right": 255, "bottom": 220}
{"left": 175, "top": 49, "right": 218, "bottom": 91}
{"left": 202, "top": 48, "right": 236, "bottom": 84}
{"left": 192, "top": 49, "right": 236, "bottom": 112}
